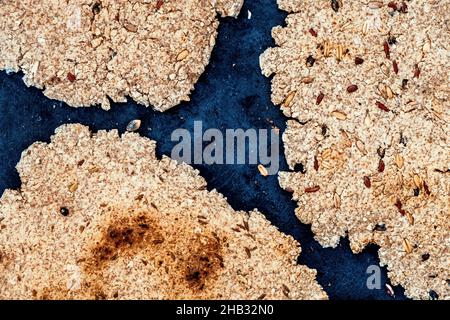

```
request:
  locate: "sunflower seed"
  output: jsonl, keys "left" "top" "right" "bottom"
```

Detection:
{"left": 176, "top": 49, "right": 189, "bottom": 61}
{"left": 403, "top": 238, "right": 413, "bottom": 254}
{"left": 124, "top": 22, "right": 138, "bottom": 33}
{"left": 334, "top": 193, "right": 341, "bottom": 208}
{"left": 331, "top": 0, "right": 341, "bottom": 12}
{"left": 423, "top": 182, "right": 431, "bottom": 195}
{"left": 331, "top": 110, "right": 347, "bottom": 120}
{"left": 126, "top": 120, "right": 141, "bottom": 132}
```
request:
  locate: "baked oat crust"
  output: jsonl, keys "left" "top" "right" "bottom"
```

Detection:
{"left": 261, "top": 0, "right": 449, "bottom": 299}
{"left": 0, "top": 124, "right": 327, "bottom": 300}
{"left": 0, "top": 0, "right": 243, "bottom": 111}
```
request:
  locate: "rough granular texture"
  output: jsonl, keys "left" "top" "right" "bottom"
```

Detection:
{"left": 0, "top": 124, "right": 327, "bottom": 300}
{"left": 260, "top": 0, "right": 449, "bottom": 299}
{"left": 0, "top": 0, "right": 243, "bottom": 111}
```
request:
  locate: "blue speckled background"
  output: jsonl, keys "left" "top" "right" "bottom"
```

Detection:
{"left": 0, "top": 0, "right": 407, "bottom": 300}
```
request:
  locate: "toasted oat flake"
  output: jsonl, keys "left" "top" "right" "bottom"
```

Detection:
{"left": 0, "top": 0, "right": 244, "bottom": 111}
{"left": 261, "top": 0, "right": 449, "bottom": 300}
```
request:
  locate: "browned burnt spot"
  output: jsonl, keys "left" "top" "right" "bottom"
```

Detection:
{"left": 82, "top": 208, "right": 225, "bottom": 299}
{"left": 89, "top": 213, "right": 163, "bottom": 267}
{"left": 183, "top": 235, "right": 223, "bottom": 291}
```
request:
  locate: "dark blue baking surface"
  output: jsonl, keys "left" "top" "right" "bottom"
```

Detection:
{"left": 0, "top": 0, "right": 406, "bottom": 300}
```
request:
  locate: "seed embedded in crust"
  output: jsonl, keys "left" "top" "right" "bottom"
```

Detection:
{"left": 331, "top": 0, "right": 341, "bottom": 12}
{"left": 363, "top": 176, "right": 371, "bottom": 188}
{"left": 313, "top": 156, "right": 319, "bottom": 171}
{"left": 405, "top": 211, "right": 414, "bottom": 225}
{"left": 402, "top": 79, "right": 409, "bottom": 90}
{"left": 306, "top": 55, "right": 316, "bottom": 67}
{"left": 67, "top": 72, "right": 76, "bottom": 82}
{"left": 388, "top": 1, "right": 397, "bottom": 10}
{"left": 347, "top": 84, "right": 358, "bottom": 93}
{"left": 316, "top": 92, "right": 325, "bottom": 105}
{"left": 385, "top": 284, "right": 395, "bottom": 297}
{"left": 377, "top": 147, "right": 386, "bottom": 159}
{"left": 60, "top": 207, "right": 70, "bottom": 217}
{"left": 400, "top": 1, "right": 408, "bottom": 13}
{"left": 376, "top": 101, "right": 390, "bottom": 112}
{"left": 331, "top": 110, "right": 347, "bottom": 120}
{"left": 176, "top": 49, "right": 189, "bottom": 61}
{"left": 413, "top": 64, "right": 421, "bottom": 78}
{"left": 333, "top": 193, "right": 341, "bottom": 208}
{"left": 124, "top": 22, "right": 138, "bottom": 33}
{"left": 335, "top": 44, "right": 344, "bottom": 61}
{"left": 356, "top": 140, "right": 367, "bottom": 155}
{"left": 309, "top": 28, "right": 318, "bottom": 37}
{"left": 393, "top": 60, "right": 399, "bottom": 74}
{"left": 413, "top": 174, "right": 423, "bottom": 189}
{"left": 301, "top": 77, "right": 314, "bottom": 84}
{"left": 126, "top": 120, "right": 142, "bottom": 132}
{"left": 423, "top": 182, "right": 431, "bottom": 195}
{"left": 403, "top": 238, "right": 413, "bottom": 254}
{"left": 429, "top": 290, "right": 439, "bottom": 300}
{"left": 258, "top": 164, "right": 269, "bottom": 177}
{"left": 305, "top": 186, "right": 320, "bottom": 193}
{"left": 374, "top": 224, "right": 387, "bottom": 232}
{"left": 383, "top": 41, "right": 390, "bottom": 59}
{"left": 421, "top": 253, "right": 430, "bottom": 261}
{"left": 368, "top": 1, "right": 383, "bottom": 9}
{"left": 283, "top": 91, "right": 296, "bottom": 107}
{"left": 354, "top": 57, "right": 364, "bottom": 65}
{"left": 395, "top": 154, "right": 404, "bottom": 168}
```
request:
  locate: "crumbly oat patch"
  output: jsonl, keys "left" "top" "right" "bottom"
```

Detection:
{"left": 0, "top": 124, "right": 327, "bottom": 300}
{"left": 260, "top": 0, "right": 449, "bottom": 299}
{"left": 0, "top": 0, "right": 243, "bottom": 111}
